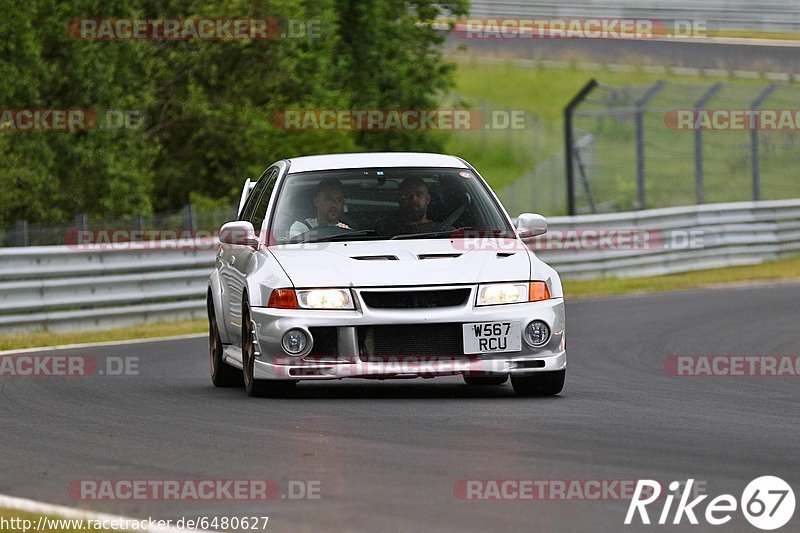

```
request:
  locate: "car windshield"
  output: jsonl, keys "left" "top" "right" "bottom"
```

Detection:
{"left": 269, "top": 167, "right": 514, "bottom": 244}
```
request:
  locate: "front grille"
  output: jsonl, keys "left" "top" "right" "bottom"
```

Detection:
{"left": 360, "top": 289, "right": 470, "bottom": 309}
{"left": 358, "top": 323, "right": 464, "bottom": 359}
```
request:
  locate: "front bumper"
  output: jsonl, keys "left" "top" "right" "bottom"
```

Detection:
{"left": 248, "top": 286, "right": 566, "bottom": 381}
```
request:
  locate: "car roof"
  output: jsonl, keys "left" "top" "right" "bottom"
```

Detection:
{"left": 285, "top": 152, "right": 468, "bottom": 173}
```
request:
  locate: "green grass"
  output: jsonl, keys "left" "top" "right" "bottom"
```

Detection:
{"left": 708, "top": 29, "right": 800, "bottom": 41}
{"left": 444, "top": 56, "right": 799, "bottom": 216}
{"left": 0, "top": 319, "right": 205, "bottom": 351}
{"left": 565, "top": 254, "right": 800, "bottom": 298}
{"left": 0, "top": 509, "right": 133, "bottom": 532}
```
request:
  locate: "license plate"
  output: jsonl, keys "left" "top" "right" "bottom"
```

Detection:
{"left": 462, "top": 322, "right": 521, "bottom": 354}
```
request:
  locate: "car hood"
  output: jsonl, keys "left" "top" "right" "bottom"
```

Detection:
{"left": 268, "top": 239, "right": 532, "bottom": 288}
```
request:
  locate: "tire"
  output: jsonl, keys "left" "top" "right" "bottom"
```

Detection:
{"left": 241, "top": 303, "right": 297, "bottom": 398}
{"left": 511, "top": 370, "right": 565, "bottom": 397}
{"left": 208, "top": 296, "right": 241, "bottom": 388}
{"left": 463, "top": 374, "right": 509, "bottom": 386}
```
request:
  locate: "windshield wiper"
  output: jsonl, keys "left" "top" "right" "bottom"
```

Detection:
{"left": 300, "top": 230, "right": 380, "bottom": 244}
{"left": 390, "top": 227, "right": 506, "bottom": 240}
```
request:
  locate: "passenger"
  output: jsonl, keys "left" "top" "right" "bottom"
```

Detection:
{"left": 397, "top": 176, "right": 441, "bottom": 233}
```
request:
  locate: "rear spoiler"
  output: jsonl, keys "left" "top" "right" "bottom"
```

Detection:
{"left": 236, "top": 178, "right": 257, "bottom": 217}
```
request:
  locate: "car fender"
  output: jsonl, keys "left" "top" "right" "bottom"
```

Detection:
{"left": 528, "top": 250, "right": 564, "bottom": 299}
{"left": 244, "top": 248, "right": 295, "bottom": 308}
{"left": 208, "top": 268, "right": 230, "bottom": 343}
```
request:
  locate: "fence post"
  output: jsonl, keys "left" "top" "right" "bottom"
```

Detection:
{"left": 14, "top": 220, "right": 29, "bottom": 247}
{"left": 634, "top": 81, "right": 666, "bottom": 210}
{"left": 564, "top": 79, "right": 598, "bottom": 216}
{"left": 75, "top": 213, "right": 88, "bottom": 245}
{"left": 693, "top": 82, "right": 724, "bottom": 204}
{"left": 750, "top": 84, "right": 778, "bottom": 201}
{"left": 573, "top": 136, "right": 597, "bottom": 214}
{"left": 183, "top": 204, "right": 194, "bottom": 232}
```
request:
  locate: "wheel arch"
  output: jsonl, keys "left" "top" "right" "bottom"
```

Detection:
{"left": 207, "top": 272, "right": 230, "bottom": 343}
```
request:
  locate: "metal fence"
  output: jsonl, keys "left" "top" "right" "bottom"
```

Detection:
{"left": 541, "top": 199, "right": 800, "bottom": 279}
{"left": 565, "top": 79, "right": 800, "bottom": 215}
{"left": 2, "top": 199, "right": 798, "bottom": 333}
{"left": 469, "top": 1, "right": 800, "bottom": 32}
{"left": 0, "top": 243, "right": 215, "bottom": 333}
{"left": 2, "top": 205, "right": 236, "bottom": 247}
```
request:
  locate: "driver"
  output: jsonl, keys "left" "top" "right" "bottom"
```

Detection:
{"left": 397, "top": 176, "right": 440, "bottom": 233}
{"left": 289, "top": 178, "right": 350, "bottom": 238}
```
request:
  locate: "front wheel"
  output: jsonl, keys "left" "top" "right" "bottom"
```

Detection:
{"left": 511, "top": 370, "right": 565, "bottom": 397}
{"left": 241, "top": 303, "right": 297, "bottom": 398}
{"left": 209, "top": 297, "right": 241, "bottom": 388}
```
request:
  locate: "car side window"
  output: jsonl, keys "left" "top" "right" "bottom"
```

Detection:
{"left": 239, "top": 169, "right": 273, "bottom": 222}
{"left": 250, "top": 168, "right": 279, "bottom": 233}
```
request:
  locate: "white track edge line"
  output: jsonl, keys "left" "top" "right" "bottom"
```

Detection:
{"left": 0, "top": 493, "right": 219, "bottom": 532}
{"left": 0, "top": 333, "right": 206, "bottom": 355}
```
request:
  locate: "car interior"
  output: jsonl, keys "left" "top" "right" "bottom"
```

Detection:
{"left": 271, "top": 173, "right": 480, "bottom": 241}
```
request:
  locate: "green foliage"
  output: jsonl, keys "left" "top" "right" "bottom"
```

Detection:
{"left": 0, "top": 0, "right": 468, "bottom": 226}
{"left": 332, "top": 0, "right": 468, "bottom": 151}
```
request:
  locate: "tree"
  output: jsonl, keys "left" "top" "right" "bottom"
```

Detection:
{"left": 0, "top": 0, "right": 469, "bottom": 228}
{"left": 332, "top": 0, "right": 469, "bottom": 151}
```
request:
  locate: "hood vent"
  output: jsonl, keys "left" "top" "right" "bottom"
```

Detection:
{"left": 351, "top": 255, "right": 398, "bottom": 261}
{"left": 496, "top": 252, "right": 516, "bottom": 258}
{"left": 418, "top": 253, "right": 461, "bottom": 260}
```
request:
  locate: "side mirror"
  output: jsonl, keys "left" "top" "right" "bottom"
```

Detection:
{"left": 219, "top": 221, "right": 258, "bottom": 247}
{"left": 516, "top": 213, "right": 547, "bottom": 238}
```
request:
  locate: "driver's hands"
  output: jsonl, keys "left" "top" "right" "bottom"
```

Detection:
{"left": 336, "top": 222, "right": 351, "bottom": 229}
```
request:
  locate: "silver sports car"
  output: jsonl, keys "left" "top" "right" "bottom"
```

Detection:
{"left": 208, "top": 152, "right": 566, "bottom": 397}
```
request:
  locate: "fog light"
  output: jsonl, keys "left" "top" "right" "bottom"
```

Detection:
{"left": 282, "top": 329, "right": 309, "bottom": 355}
{"left": 524, "top": 320, "right": 550, "bottom": 347}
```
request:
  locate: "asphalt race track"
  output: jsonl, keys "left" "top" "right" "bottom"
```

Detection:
{"left": 449, "top": 35, "right": 800, "bottom": 73}
{"left": 1, "top": 283, "right": 799, "bottom": 532}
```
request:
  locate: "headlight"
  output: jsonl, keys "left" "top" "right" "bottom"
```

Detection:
{"left": 476, "top": 281, "right": 551, "bottom": 306}
{"left": 297, "top": 288, "right": 354, "bottom": 310}
{"left": 477, "top": 283, "right": 528, "bottom": 306}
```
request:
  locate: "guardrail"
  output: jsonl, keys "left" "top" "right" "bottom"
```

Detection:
{"left": 1, "top": 199, "right": 799, "bottom": 332}
{"left": 538, "top": 200, "right": 800, "bottom": 279}
{"left": 469, "top": 1, "right": 800, "bottom": 32}
{"left": 0, "top": 243, "right": 216, "bottom": 333}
